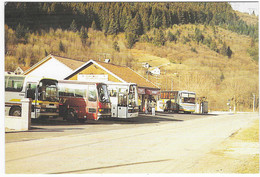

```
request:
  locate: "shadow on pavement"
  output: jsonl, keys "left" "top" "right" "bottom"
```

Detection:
{"left": 30, "top": 114, "right": 184, "bottom": 126}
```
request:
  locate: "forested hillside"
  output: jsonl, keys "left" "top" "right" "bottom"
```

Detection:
{"left": 4, "top": 2, "right": 259, "bottom": 111}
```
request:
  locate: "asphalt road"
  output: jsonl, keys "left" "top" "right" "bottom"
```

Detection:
{"left": 5, "top": 112, "right": 214, "bottom": 143}
{"left": 5, "top": 112, "right": 257, "bottom": 174}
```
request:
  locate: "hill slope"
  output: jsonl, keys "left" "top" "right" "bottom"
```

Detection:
{"left": 4, "top": 3, "right": 259, "bottom": 111}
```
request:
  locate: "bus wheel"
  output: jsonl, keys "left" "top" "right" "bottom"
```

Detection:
{"left": 10, "top": 107, "right": 21, "bottom": 116}
{"left": 67, "top": 109, "right": 77, "bottom": 122}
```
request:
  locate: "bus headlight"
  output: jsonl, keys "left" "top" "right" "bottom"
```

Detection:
{"left": 98, "top": 108, "right": 104, "bottom": 112}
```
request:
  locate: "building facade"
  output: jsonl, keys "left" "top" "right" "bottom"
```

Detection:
{"left": 24, "top": 54, "right": 160, "bottom": 112}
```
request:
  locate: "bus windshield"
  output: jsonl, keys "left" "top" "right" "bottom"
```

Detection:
{"left": 38, "top": 79, "right": 58, "bottom": 102}
{"left": 97, "top": 84, "right": 110, "bottom": 103}
{"left": 181, "top": 93, "right": 195, "bottom": 104}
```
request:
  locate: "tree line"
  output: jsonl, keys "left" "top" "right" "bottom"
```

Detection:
{"left": 5, "top": 2, "right": 258, "bottom": 38}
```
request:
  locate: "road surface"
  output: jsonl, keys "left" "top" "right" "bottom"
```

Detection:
{"left": 5, "top": 112, "right": 258, "bottom": 174}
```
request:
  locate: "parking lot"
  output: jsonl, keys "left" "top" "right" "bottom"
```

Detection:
{"left": 5, "top": 112, "right": 214, "bottom": 143}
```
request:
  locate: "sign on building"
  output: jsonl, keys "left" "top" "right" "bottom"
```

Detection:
{"left": 78, "top": 74, "right": 108, "bottom": 82}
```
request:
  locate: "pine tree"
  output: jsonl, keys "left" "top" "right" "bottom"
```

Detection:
{"left": 107, "top": 13, "right": 119, "bottom": 35}
{"left": 220, "top": 42, "right": 227, "bottom": 56}
{"left": 125, "top": 32, "right": 136, "bottom": 49}
{"left": 80, "top": 26, "right": 88, "bottom": 45}
{"left": 45, "top": 50, "right": 48, "bottom": 56}
{"left": 91, "top": 20, "right": 97, "bottom": 30}
{"left": 69, "top": 19, "right": 77, "bottom": 32}
{"left": 141, "top": 8, "right": 150, "bottom": 33}
{"left": 227, "top": 46, "right": 232, "bottom": 58}
{"left": 153, "top": 29, "right": 165, "bottom": 46}
{"left": 15, "top": 23, "right": 29, "bottom": 43}
{"left": 59, "top": 40, "right": 65, "bottom": 52}
{"left": 194, "top": 27, "right": 204, "bottom": 44}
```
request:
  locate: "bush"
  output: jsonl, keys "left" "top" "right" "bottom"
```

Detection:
{"left": 191, "top": 47, "right": 198, "bottom": 53}
{"left": 125, "top": 32, "right": 137, "bottom": 49}
{"left": 113, "top": 41, "right": 120, "bottom": 52}
{"left": 167, "top": 31, "right": 177, "bottom": 43}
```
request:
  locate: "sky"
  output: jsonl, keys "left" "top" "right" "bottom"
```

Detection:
{"left": 229, "top": 1, "right": 259, "bottom": 15}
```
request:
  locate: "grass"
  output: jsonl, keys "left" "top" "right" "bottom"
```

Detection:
{"left": 206, "top": 118, "right": 259, "bottom": 173}
{"left": 233, "top": 119, "right": 259, "bottom": 173}
{"left": 231, "top": 119, "right": 259, "bottom": 173}
{"left": 232, "top": 119, "right": 259, "bottom": 142}
{"left": 236, "top": 154, "right": 259, "bottom": 173}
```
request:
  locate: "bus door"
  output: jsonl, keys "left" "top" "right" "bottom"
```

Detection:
{"left": 117, "top": 88, "right": 128, "bottom": 118}
{"left": 25, "top": 82, "right": 37, "bottom": 118}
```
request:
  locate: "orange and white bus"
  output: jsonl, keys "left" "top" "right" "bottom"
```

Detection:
{"left": 58, "top": 80, "right": 111, "bottom": 122}
{"left": 158, "top": 90, "right": 196, "bottom": 113}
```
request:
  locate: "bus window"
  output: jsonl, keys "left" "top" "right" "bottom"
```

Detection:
{"left": 181, "top": 93, "right": 196, "bottom": 104}
{"left": 97, "top": 84, "right": 109, "bottom": 103}
{"left": 26, "top": 83, "right": 36, "bottom": 100}
{"left": 88, "top": 85, "right": 97, "bottom": 102}
{"left": 5, "top": 76, "right": 24, "bottom": 92}
{"left": 110, "top": 89, "right": 117, "bottom": 97}
{"left": 118, "top": 93, "right": 127, "bottom": 107}
{"left": 118, "top": 88, "right": 127, "bottom": 107}
{"left": 75, "top": 88, "right": 86, "bottom": 98}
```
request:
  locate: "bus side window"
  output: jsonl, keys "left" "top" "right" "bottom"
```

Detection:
{"left": 26, "top": 83, "right": 36, "bottom": 100}
{"left": 5, "top": 76, "right": 24, "bottom": 92}
{"left": 75, "top": 89, "right": 85, "bottom": 98}
{"left": 118, "top": 93, "right": 127, "bottom": 107}
{"left": 88, "top": 86, "right": 97, "bottom": 102}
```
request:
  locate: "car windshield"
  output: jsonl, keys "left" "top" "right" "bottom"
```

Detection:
{"left": 97, "top": 84, "right": 110, "bottom": 103}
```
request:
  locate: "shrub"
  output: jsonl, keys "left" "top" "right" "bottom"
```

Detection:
{"left": 125, "top": 32, "right": 137, "bottom": 49}
{"left": 191, "top": 47, "right": 198, "bottom": 53}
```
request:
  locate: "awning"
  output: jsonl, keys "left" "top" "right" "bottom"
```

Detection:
{"left": 138, "top": 87, "right": 160, "bottom": 95}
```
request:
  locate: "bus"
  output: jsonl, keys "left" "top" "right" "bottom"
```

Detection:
{"left": 106, "top": 82, "right": 139, "bottom": 118}
{"left": 158, "top": 90, "right": 196, "bottom": 113}
{"left": 58, "top": 80, "right": 111, "bottom": 122}
{"left": 5, "top": 74, "right": 59, "bottom": 119}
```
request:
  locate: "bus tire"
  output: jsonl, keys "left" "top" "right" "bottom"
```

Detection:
{"left": 67, "top": 109, "right": 77, "bottom": 122}
{"left": 10, "top": 107, "right": 21, "bottom": 116}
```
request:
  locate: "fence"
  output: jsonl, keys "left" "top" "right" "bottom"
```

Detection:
{"left": 5, "top": 98, "right": 31, "bottom": 131}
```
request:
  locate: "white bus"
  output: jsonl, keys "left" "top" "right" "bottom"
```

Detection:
{"left": 5, "top": 74, "right": 59, "bottom": 119}
{"left": 106, "top": 82, "right": 139, "bottom": 118}
{"left": 158, "top": 90, "right": 196, "bottom": 113}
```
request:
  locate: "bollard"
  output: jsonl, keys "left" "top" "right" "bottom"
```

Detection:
{"left": 21, "top": 98, "right": 32, "bottom": 130}
{"left": 152, "top": 107, "right": 155, "bottom": 116}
